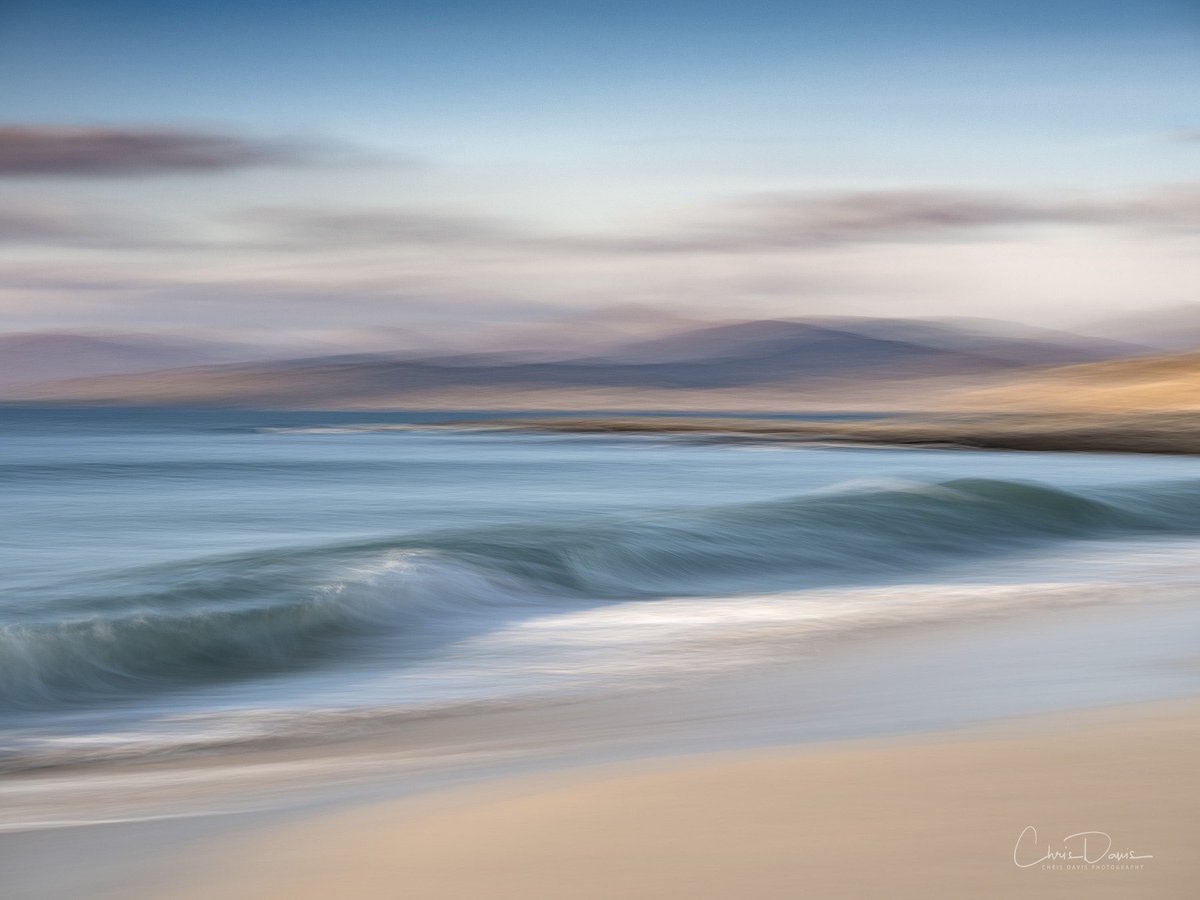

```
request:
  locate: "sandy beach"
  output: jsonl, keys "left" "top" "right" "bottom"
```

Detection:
{"left": 142, "top": 699, "right": 1196, "bottom": 900}
{"left": 471, "top": 411, "right": 1200, "bottom": 455}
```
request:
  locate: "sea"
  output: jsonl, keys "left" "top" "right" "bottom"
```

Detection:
{"left": 4, "top": 406, "right": 1200, "bottom": 783}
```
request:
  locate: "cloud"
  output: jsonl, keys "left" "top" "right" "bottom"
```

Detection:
{"left": 0, "top": 207, "right": 97, "bottom": 243}
{"left": 240, "top": 207, "right": 522, "bottom": 249}
{"left": 0, "top": 204, "right": 174, "bottom": 247}
{"left": 600, "top": 187, "right": 1200, "bottom": 253}
{"left": 0, "top": 125, "right": 328, "bottom": 177}
{"left": 6, "top": 185, "right": 1199, "bottom": 256}
{"left": 238, "top": 187, "right": 1200, "bottom": 259}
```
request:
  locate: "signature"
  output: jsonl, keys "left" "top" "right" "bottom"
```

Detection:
{"left": 1013, "top": 826, "right": 1154, "bottom": 868}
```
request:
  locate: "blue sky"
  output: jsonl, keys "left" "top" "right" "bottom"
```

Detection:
{"left": 0, "top": 0, "right": 1197, "bottom": 345}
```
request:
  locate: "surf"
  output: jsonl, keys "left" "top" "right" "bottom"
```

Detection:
{"left": 5, "top": 476, "right": 1200, "bottom": 711}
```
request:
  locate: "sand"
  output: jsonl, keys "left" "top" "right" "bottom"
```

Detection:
{"left": 464, "top": 412, "right": 1200, "bottom": 455}
{"left": 146, "top": 700, "right": 1197, "bottom": 900}
{"left": 952, "top": 352, "right": 1200, "bottom": 412}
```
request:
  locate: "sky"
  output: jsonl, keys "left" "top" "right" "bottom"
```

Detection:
{"left": 1, "top": 0, "right": 1198, "bottom": 349}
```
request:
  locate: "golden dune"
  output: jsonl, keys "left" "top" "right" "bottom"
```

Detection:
{"left": 948, "top": 353, "right": 1200, "bottom": 413}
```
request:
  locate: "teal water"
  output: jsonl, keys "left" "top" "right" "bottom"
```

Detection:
{"left": 5, "top": 407, "right": 1200, "bottom": 768}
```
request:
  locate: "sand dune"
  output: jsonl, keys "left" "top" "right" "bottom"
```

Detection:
{"left": 950, "top": 353, "right": 1200, "bottom": 412}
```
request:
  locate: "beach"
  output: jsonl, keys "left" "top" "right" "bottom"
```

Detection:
{"left": 140, "top": 698, "right": 1195, "bottom": 900}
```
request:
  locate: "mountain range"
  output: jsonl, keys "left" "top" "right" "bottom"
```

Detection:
{"left": 0, "top": 332, "right": 269, "bottom": 387}
{"left": 0, "top": 315, "right": 1156, "bottom": 410}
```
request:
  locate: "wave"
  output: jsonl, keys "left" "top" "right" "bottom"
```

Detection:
{"left": 399, "top": 476, "right": 1200, "bottom": 595}
{"left": 0, "top": 553, "right": 548, "bottom": 710}
{"left": 5, "top": 476, "right": 1200, "bottom": 710}
{"left": 0, "top": 459, "right": 420, "bottom": 483}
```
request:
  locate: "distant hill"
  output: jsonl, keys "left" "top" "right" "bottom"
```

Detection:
{"left": 469, "top": 305, "right": 710, "bottom": 360}
{"left": 811, "top": 317, "right": 1146, "bottom": 365}
{"left": 1076, "top": 304, "right": 1200, "bottom": 352}
{"left": 1, "top": 317, "right": 1145, "bottom": 409}
{"left": 600, "top": 317, "right": 1136, "bottom": 366}
{"left": 0, "top": 333, "right": 264, "bottom": 387}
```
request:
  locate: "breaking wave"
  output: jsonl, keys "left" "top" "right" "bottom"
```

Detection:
{"left": 5, "top": 477, "right": 1200, "bottom": 710}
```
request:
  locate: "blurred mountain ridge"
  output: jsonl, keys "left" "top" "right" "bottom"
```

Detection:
{"left": 0, "top": 313, "right": 1169, "bottom": 409}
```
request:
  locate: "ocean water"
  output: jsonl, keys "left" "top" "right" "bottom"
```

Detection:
{"left": 5, "top": 406, "right": 1200, "bottom": 770}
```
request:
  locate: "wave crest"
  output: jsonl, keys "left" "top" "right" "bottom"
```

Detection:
{"left": 5, "top": 477, "right": 1198, "bottom": 709}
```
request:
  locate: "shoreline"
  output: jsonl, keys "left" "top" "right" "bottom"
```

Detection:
{"left": 141, "top": 697, "right": 1199, "bottom": 899}
{"left": 5, "top": 593, "right": 1200, "bottom": 898}
{"left": 458, "top": 412, "right": 1200, "bottom": 455}
{"left": 8, "top": 404, "right": 1200, "bottom": 456}
{"left": 5, "top": 583, "right": 1200, "bottom": 812}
